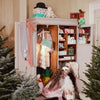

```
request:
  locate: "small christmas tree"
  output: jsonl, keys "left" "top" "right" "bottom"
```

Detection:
{"left": 0, "top": 26, "right": 21, "bottom": 100}
{"left": 82, "top": 46, "right": 100, "bottom": 100}
{"left": 12, "top": 76, "right": 40, "bottom": 100}
{"left": 0, "top": 26, "right": 40, "bottom": 100}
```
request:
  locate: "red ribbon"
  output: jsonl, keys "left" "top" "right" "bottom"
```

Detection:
{"left": 27, "top": 22, "right": 34, "bottom": 66}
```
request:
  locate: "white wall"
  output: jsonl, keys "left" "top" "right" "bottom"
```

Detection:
{"left": 1, "top": 0, "right": 99, "bottom": 46}
{"left": 27, "top": 0, "right": 70, "bottom": 19}
{"left": 0, "top": 0, "right": 19, "bottom": 46}
{"left": 68, "top": 0, "right": 100, "bottom": 24}
{"left": 27, "top": 0, "right": 99, "bottom": 24}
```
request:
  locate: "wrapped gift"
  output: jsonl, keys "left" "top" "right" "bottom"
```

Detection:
{"left": 59, "top": 51, "right": 67, "bottom": 55}
{"left": 68, "top": 47, "right": 74, "bottom": 55}
{"left": 32, "top": 8, "right": 47, "bottom": 17}
{"left": 70, "top": 13, "right": 79, "bottom": 19}
{"left": 64, "top": 29, "right": 71, "bottom": 33}
{"left": 71, "top": 29, "right": 74, "bottom": 33}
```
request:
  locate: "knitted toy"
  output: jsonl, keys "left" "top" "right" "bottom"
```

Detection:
{"left": 78, "top": 9, "right": 85, "bottom": 26}
{"left": 37, "top": 74, "right": 43, "bottom": 93}
{"left": 46, "top": 7, "right": 56, "bottom": 18}
{"left": 32, "top": 2, "right": 47, "bottom": 17}
{"left": 42, "top": 67, "right": 52, "bottom": 85}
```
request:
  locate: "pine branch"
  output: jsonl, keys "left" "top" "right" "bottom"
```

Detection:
{"left": 0, "top": 26, "right": 5, "bottom": 32}
{"left": 81, "top": 45, "right": 100, "bottom": 100}
{"left": 0, "top": 36, "right": 8, "bottom": 47}
{"left": 0, "top": 27, "right": 20, "bottom": 100}
{"left": 0, "top": 94, "right": 11, "bottom": 100}
{"left": 12, "top": 76, "right": 40, "bottom": 100}
{"left": 0, "top": 47, "right": 14, "bottom": 57}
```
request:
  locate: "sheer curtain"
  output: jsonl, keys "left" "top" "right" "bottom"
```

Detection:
{"left": 0, "top": 0, "right": 19, "bottom": 46}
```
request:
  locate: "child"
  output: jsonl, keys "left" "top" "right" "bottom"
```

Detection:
{"left": 42, "top": 69, "right": 63, "bottom": 100}
{"left": 61, "top": 66, "right": 75, "bottom": 100}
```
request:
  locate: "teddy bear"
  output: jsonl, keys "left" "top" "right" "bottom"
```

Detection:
{"left": 46, "top": 7, "right": 56, "bottom": 18}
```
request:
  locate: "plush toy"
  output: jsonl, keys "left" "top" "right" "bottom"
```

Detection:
{"left": 42, "top": 67, "right": 52, "bottom": 85}
{"left": 46, "top": 7, "right": 56, "bottom": 18}
{"left": 37, "top": 74, "right": 43, "bottom": 93}
{"left": 32, "top": 2, "right": 47, "bottom": 17}
{"left": 78, "top": 9, "right": 85, "bottom": 26}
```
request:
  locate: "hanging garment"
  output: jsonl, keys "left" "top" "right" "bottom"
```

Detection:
{"left": 26, "top": 22, "right": 34, "bottom": 66}
{"left": 65, "top": 62, "right": 79, "bottom": 78}
{"left": 37, "top": 29, "right": 53, "bottom": 69}
{"left": 61, "top": 76, "right": 75, "bottom": 100}
{"left": 42, "top": 81, "right": 63, "bottom": 100}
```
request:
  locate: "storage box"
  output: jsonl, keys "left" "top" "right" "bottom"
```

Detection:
{"left": 68, "top": 48, "right": 74, "bottom": 55}
{"left": 32, "top": 8, "right": 47, "bottom": 17}
{"left": 70, "top": 13, "right": 79, "bottom": 19}
{"left": 59, "top": 51, "right": 66, "bottom": 55}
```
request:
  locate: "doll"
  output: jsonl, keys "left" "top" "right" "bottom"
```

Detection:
{"left": 37, "top": 74, "right": 43, "bottom": 93}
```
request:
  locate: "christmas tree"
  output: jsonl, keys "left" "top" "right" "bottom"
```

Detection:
{"left": 0, "top": 26, "right": 21, "bottom": 100}
{"left": 82, "top": 46, "right": 100, "bottom": 100}
{"left": 0, "top": 26, "right": 40, "bottom": 100}
{"left": 12, "top": 76, "right": 40, "bottom": 100}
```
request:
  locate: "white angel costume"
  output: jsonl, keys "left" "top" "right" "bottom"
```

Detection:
{"left": 61, "top": 67, "right": 75, "bottom": 100}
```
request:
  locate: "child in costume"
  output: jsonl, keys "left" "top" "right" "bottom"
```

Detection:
{"left": 42, "top": 69, "right": 63, "bottom": 100}
{"left": 42, "top": 66, "right": 75, "bottom": 100}
{"left": 61, "top": 66, "right": 75, "bottom": 100}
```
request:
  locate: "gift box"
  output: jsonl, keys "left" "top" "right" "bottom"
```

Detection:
{"left": 32, "top": 8, "right": 47, "bottom": 17}
{"left": 70, "top": 13, "right": 79, "bottom": 19}
{"left": 64, "top": 29, "right": 71, "bottom": 33}
{"left": 68, "top": 47, "right": 74, "bottom": 55}
{"left": 59, "top": 51, "right": 67, "bottom": 55}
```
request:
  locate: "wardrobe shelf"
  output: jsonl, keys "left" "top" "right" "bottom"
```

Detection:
{"left": 68, "top": 44, "right": 76, "bottom": 45}
{"left": 59, "top": 33, "right": 67, "bottom": 35}
{"left": 59, "top": 59, "right": 75, "bottom": 62}
{"left": 59, "top": 47, "right": 66, "bottom": 50}
{"left": 59, "top": 55, "right": 75, "bottom": 57}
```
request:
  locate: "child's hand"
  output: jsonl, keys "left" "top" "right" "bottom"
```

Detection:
{"left": 68, "top": 90, "right": 72, "bottom": 95}
{"left": 64, "top": 90, "right": 67, "bottom": 95}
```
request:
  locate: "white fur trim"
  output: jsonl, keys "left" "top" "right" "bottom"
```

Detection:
{"left": 62, "top": 66, "right": 70, "bottom": 71}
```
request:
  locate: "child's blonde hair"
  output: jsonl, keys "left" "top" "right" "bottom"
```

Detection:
{"left": 62, "top": 65, "right": 71, "bottom": 73}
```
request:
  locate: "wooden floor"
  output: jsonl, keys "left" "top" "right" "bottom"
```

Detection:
{"left": 35, "top": 95, "right": 46, "bottom": 100}
{"left": 35, "top": 93, "right": 91, "bottom": 100}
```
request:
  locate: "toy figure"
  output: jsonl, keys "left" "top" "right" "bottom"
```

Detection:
{"left": 46, "top": 7, "right": 57, "bottom": 18}
{"left": 42, "top": 67, "right": 52, "bottom": 85}
{"left": 78, "top": 9, "right": 85, "bottom": 26}
{"left": 33, "top": 2, "right": 47, "bottom": 17}
{"left": 37, "top": 74, "right": 43, "bottom": 93}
